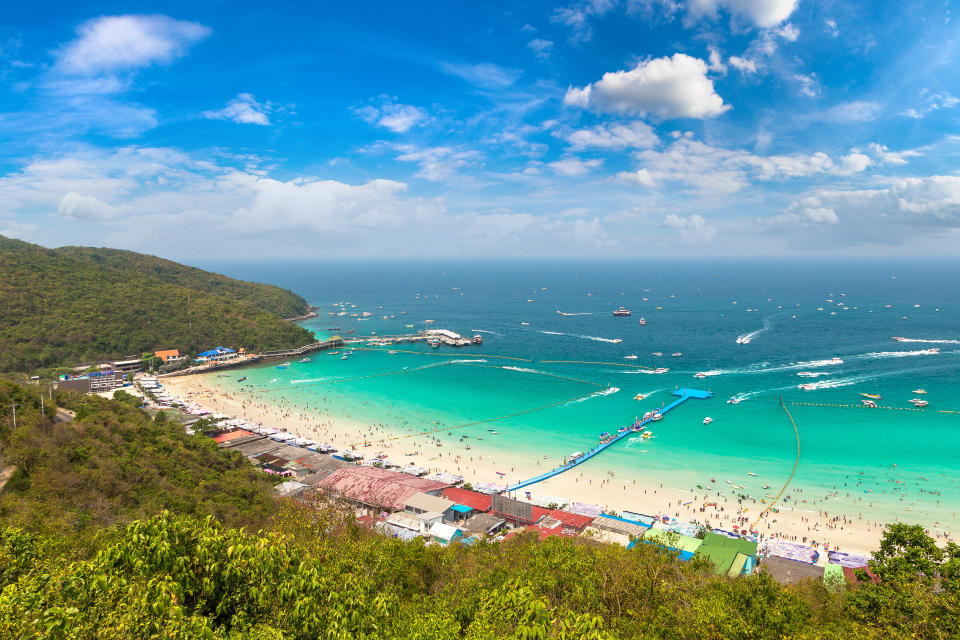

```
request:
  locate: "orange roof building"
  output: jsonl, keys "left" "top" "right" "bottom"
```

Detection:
{"left": 154, "top": 349, "right": 181, "bottom": 362}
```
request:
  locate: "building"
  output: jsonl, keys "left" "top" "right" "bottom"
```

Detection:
{"left": 57, "top": 371, "right": 124, "bottom": 393}
{"left": 154, "top": 349, "right": 183, "bottom": 363}
{"left": 461, "top": 513, "right": 507, "bottom": 537}
{"left": 403, "top": 492, "right": 458, "bottom": 523}
{"left": 319, "top": 466, "right": 454, "bottom": 512}
{"left": 429, "top": 522, "right": 463, "bottom": 545}
{"left": 111, "top": 359, "right": 143, "bottom": 375}
{"left": 441, "top": 487, "right": 493, "bottom": 513}
{"left": 196, "top": 346, "right": 238, "bottom": 361}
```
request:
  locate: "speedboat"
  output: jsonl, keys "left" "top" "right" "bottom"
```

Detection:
{"left": 299, "top": 357, "right": 310, "bottom": 363}
{"left": 238, "top": 376, "right": 248, "bottom": 382}
{"left": 861, "top": 393, "right": 881, "bottom": 400}
{"left": 912, "top": 389, "right": 927, "bottom": 394}
{"left": 862, "top": 399, "right": 877, "bottom": 408}
{"left": 340, "top": 355, "right": 349, "bottom": 360}
{"left": 651, "top": 352, "right": 663, "bottom": 357}
{"left": 747, "top": 472, "right": 757, "bottom": 477}
{"left": 798, "top": 383, "right": 818, "bottom": 391}
{"left": 651, "top": 413, "right": 663, "bottom": 422}
{"left": 909, "top": 398, "right": 929, "bottom": 407}
{"left": 624, "top": 355, "right": 638, "bottom": 360}
{"left": 634, "top": 393, "right": 646, "bottom": 400}
{"left": 671, "top": 352, "right": 682, "bottom": 357}
{"left": 703, "top": 417, "right": 713, "bottom": 425}
{"left": 694, "top": 372, "right": 707, "bottom": 379}
{"left": 727, "top": 397, "right": 741, "bottom": 404}
{"left": 269, "top": 378, "right": 278, "bottom": 383}
{"left": 653, "top": 367, "right": 669, "bottom": 374}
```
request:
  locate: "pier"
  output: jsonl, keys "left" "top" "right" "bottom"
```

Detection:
{"left": 504, "top": 388, "right": 712, "bottom": 493}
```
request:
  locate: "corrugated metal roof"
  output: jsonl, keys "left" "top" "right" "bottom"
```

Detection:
{"left": 441, "top": 488, "right": 492, "bottom": 512}
{"left": 319, "top": 466, "right": 452, "bottom": 511}
{"left": 404, "top": 492, "right": 454, "bottom": 513}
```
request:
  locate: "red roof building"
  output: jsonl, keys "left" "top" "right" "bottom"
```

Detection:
{"left": 211, "top": 429, "right": 253, "bottom": 444}
{"left": 441, "top": 488, "right": 492, "bottom": 512}
{"left": 319, "top": 467, "right": 454, "bottom": 511}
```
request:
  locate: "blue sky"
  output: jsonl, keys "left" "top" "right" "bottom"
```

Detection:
{"left": 1, "top": 0, "right": 958, "bottom": 259}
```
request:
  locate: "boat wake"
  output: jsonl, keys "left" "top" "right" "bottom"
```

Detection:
{"left": 290, "top": 378, "right": 329, "bottom": 384}
{"left": 557, "top": 311, "right": 593, "bottom": 316}
{"left": 853, "top": 349, "right": 942, "bottom": 360}
{"left": 470, "top": 329, "right": 501, "bottom": 335}
{"left": 449, "top": 359, "right": 488, "bottom": 364}
{"left": 502, "top": 365, "right": 552, "bottom": 376}
{"left": 538, "top": 330, "right": 622, "bottom": 343}
{"left": 736, "top": 316, "right": 775, "bottom": 345}
{"left": 694, "top": 357, "right": 843, "bottom": 378}
{"left": 892, "top": 337, "right": 960, "bottom": 344}
{"left": 566, "top": 386, "right": 620, "bottom": 405}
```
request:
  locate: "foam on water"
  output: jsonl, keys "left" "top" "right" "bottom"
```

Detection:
{"left": 565, "top": 386, "right": 620, "bottom": 405}
{"left": 736, "top": 315, "right": 775, "bottom": 344}
{"left": 892, "top": 337, "right": 960, "bottom": 344}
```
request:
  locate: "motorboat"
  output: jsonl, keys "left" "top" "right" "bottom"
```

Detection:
{"left": 652, "top": 367, "right": 669, "bottom": 374}
{"left": 703, "top": 417, "right": 713, "bottom": 425}
{"left": 798, "top": 383, "right": 818, "bottom": 390}
{"left": 727, "top": 397, "right": 741, "bottom": 404}
{"left": 340, "top": 355, "right": 349, "bottom": 360}
{"left": 671, "top": 352, "right": 682, "bottom": 357}
{"left": 912, "top": 389, "right": 927, "bottom": 394}
{"left": 861, "top": 393, "right": 881, "bottom": 400}
{"left": 694, "top": 372, "right": 708, "bottom": 379}
{"left": 862, "top": 399, "right": 877, "bottom": 408}
{"left": 651, "top": 352, "right": 662, "bottom": 357}
{"left": 634, "top": 393, "right": 646, "bottom": 400}
{"left": 909, "top": 398, "right": 929, "bottom": 407}
{"left": 613, "top": 307, "right": 631, "bottom": 317}
{"left": 624, "top": 355, "right": 638, "bottom": 360}
{"left": 299, "top": 357, "right": 310, "bottom": 363}
{"left": 238, "top": 376, "right": 248, "bottom": 382}
{"left": 651, "top": 413, "right": 663, "bottom": 422}
{"left": 639, "top": 317, "right": 646, "bottom": 325}
{"left": 747, "top": 472, "right": 757, "bottom": 477}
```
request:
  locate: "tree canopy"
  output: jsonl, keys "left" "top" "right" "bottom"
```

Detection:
{"left": 0, "top": 236, "right": 314, "bottom": 372}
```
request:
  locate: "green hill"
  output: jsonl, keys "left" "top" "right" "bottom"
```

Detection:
{"left": 54, "top": 245, "right": 310, "bottom": 318}
{"left": 0, "top": 236, "right": 314, "bottom": 372}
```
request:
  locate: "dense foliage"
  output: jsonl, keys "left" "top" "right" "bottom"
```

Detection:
{"left": 0, "top": 236, "right": 314, "bottom": 371}
{"left": 0, "top": 380, "right": 278, "bottom": 546}
{"left": 0, "top": 380, "right": 957, "bottom": 639}
{"left": 55, "top": 245, "right": 309, "bottom": 318}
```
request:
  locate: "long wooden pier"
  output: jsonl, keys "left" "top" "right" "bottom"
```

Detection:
{"left": 504, "top": 388, "right": 712, "bottom": 493}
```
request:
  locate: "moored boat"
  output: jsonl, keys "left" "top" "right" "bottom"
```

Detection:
{"left": 703, "top": 417, "right": 713, "bottom": 425}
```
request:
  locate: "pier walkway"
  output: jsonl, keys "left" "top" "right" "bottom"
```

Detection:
{"left": 504, "top": 388, "right": 712, "bottom": 493}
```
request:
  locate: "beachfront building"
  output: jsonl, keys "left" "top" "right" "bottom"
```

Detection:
{"left": 429, "top": 522, "right": 463, "bottom": 545}
{"left": 319, "top": 466, "right": 454, "bottom": 512}
{"left": 196, "top": 346, "right": 238, "bottom": 362}
{"left": 403, "top": 493, "right": 458, "bottom": 524}
{"left": 111, "top": 359, "right": 143, "bottom": 375}
{"left": 56, "top": 370, "right": 125, "bottom": 393}
{"left": 154, "top": 349, "right": 183, "bottom": 363}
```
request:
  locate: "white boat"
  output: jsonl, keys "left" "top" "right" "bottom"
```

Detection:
{"left": 862, "top": 399, "right": 877, "bottom": 408}
{"left": 269, "top": 378, "right": 278, "bottom": 383}
{"left": 727, "top": 397, "right": 741, "bottom": 404}
{"left": 703, "top": 417, "right": 713, "bottom": 425}
{"left": 651, "top": 413, "right": 663, "bottom": 421}
{"left": 568, "top": 451, "right": 584, "bottom": 460}
{"left": 747, "top": 472, "right": 757, "bottom": 477}
{"left": 651, "top": 352, "right": 663, "bottom": 357}
{"left": 340, "top": 355, "right": 349, "bottom": 360}
{"left": 909, "top": 398, "right": 929, "bottom": 407}
{"left": 653, "top": 367, "right": 669, "bottom": 374}
{"left": 624, "top": 355, "right": 638, "bottom": 360}
{"left": 521, "top": 322, "right": 530, "bottom": 326}
{"left": 798, "top": 383, "right": 818, "bottom": 390}
{"left": 299, "top": 357, "right": 310, "bottom": 363}
{"left": 671, "top": 352, "right": 682, "bottom": 357}
{"left": 912, "top": 389, "right": 927, "bottom": 394}
{"left": 694, "top": 372, "right": 707, "bottom": 379}
{"left": 736, "top": 336, "right": 748, "bottom": 344}
{"left": 634, "top": 393, "right": 646, "bottom": 400}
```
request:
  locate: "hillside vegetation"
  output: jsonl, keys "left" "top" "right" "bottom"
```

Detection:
{"left": 0, "top": 236, "right": 314, "bottom": 371}
{"left": 0, "top": 380, "right": 957, "bottom": 639}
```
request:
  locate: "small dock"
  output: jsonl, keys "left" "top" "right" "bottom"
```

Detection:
{"left": 504, "top": 388, "right": 712, "bottom": 493}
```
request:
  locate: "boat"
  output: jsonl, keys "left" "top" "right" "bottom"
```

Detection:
{"left": 735, "top": 335, "right": 748, "bottom": 344}
{"left": 238, "top": 376, "right": 248, "bottom": 382}
{"left": 703, "top": 417, "right": 713, "bottom": 425}
{"left": 909, "top": 398, "right": 929, "bottom": 407}
{"left": 747, "top": 472, "right": 757, "bottom": 477}
{"left": 269, "top": 378, "right": 278, "bottom": 383}
{"left": 639, "top": 317, "right": 646, "bottom": 325}
{"left": 652, "top": 367, "right": 669, "bottom": 374}
{"left": 862, "top": 399, "right": 877, "bottom": 408}
{"left": 472, "top": 335, "right": 483, "bottom": 344}
{"left": 634, "top": 393, "right": 646, "bottom": 400}
{"left": 388, "top": 350, "right": 397, "bottom": 354}
{"left": 912, "top": 389, "right": 927, "bottom": 394}
{"left": 275, "top": 365, "right": 287, "bottom": 370}
{"left": 613, "top": 307, "right": 631, "bottom": 317}
{"left": 727, "top": 397, "right": 741, "bottom": 404}
{"left": 861, "top": 393, "right": 881, "bottom": 400}
{"left": 671, "top": 352, "right": 682, "bottom": 357}
{"left": 624, "top": 355, "right": 638, "bottom": 360}
{"left": 340, "top": 355, "right": 348, "bottom": 360}
{"left": 694, "top": 372, "right": 707, "bottom": 379}
{"left": 568, "top": 451, "right": 584, "bottom": 461}
{"left": 521, "top": 322, "right": 530, "bottom": 326}
{"left": 651, "top": 352, "right": 663, "bottom": 357}
{"left": 798, "top": 383, "right": 818, "bottom": 391}
{"left": 651, "top": 413, "right": 663, "bottom": 422}
{"left": 299, "top": 357, "right": 310, "bottom": 363}
{"left": 641, "top": 431, "right": 652, "bottom": 439}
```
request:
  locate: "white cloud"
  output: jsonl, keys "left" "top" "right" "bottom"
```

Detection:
{"left": 551, "top": 0, "right": 617, "bottom": 43}
{"left": 616, "top": 168, "right": 656, "bottom": 187}
{"left": 663, "top": 213, "right": 716, "bottom": 242}
{"left": 354, "top": 98, "right": 428, "bottom": 133}
{"left": 440, "top": 62, "right": 521, "bottom": 88}
{"left": 394, "top": 145, "right": 480, "bottom": 181}
{"left": 564, "top": 53, "right": 729, "bottom": 119}
{"left": 728, "top": 56, "right": 757, "bottom": 73}
{"left": 527, "top": 39, "right": 554, "bottom": 60}
{"left": 825, "top": 18, "right": 839, "bottom": 37}
{"left": 899, "top": 92, "right": 959, "bottom": 119}
{"left": 564, "top": 121, "right": 658, "bottom": 150}
{"left": 707, "top": 47, "right": 726, "bottom": 74}
{"left": 58, "top": 191, "right": 131, "bottom": 220}
{"left": 204, "top": 93, "right": 271, "bottom": 125}
{"left": 773, "top": 23, "right": 799, "bottom": 41}
{"left": 773, "top": 198, "right": 839, "bottom": 226}
{"left": 629, "top": 136, "right": 905, "bottom": 193}
{"left": 865, "top": 143, "right": 919, "bottom": 165}
{"left": 56, "top": 15, "right": 210, "bottom": 77}
{"left": 548, "top": 157, "right": 603, "bottom": 176}
{"left": 817, "top": 100, "right": 881, "bottom": 122}
{"left": 686, "top": 0, "right": 799, "bottom": 28}
{"left": 794, "top": 73, "right": 819, "bottom": 98}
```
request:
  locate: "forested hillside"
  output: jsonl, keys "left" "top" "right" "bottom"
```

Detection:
{"left": 55, "top": 245, "right": 309, "bottom": 318}
{"left": 0, "top": 236, "right": 314, "bottom": 371}
{"left": 0, "top": 380, "right": 956, "bottom": 639}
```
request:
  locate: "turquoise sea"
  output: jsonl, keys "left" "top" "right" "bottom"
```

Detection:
{"left": 201, "top": 260, "right": 960, "bottom": 531}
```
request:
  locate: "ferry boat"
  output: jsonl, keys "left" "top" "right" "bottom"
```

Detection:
{"left": 613, "top": 307, "right": 631, "bottom": 317}
{"left": 861, "top": 393, "right": 882, "bottom": 400}
{"left": 862, "top": 399, "right": 877, "bottom": 408}
{"left": 703, "top": 417, "right": 713, "bottom": 425}
{"left": 909, "top": 398, "right": 929, "bottom": 407}
{"left": 568, "top": 451, "right": 584, "bottom": 461}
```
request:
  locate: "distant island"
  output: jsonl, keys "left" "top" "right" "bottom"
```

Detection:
{"left": 0, "top": 235, "right": 315, "bottom": 372}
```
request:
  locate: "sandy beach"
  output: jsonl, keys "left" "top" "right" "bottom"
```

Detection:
{"left": 161, "top": 373, "right": 956, "bottom": 558}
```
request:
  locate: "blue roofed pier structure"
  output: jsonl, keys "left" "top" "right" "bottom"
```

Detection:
{"left": 504, "top": 388, "right": 712, "bottom": 493}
